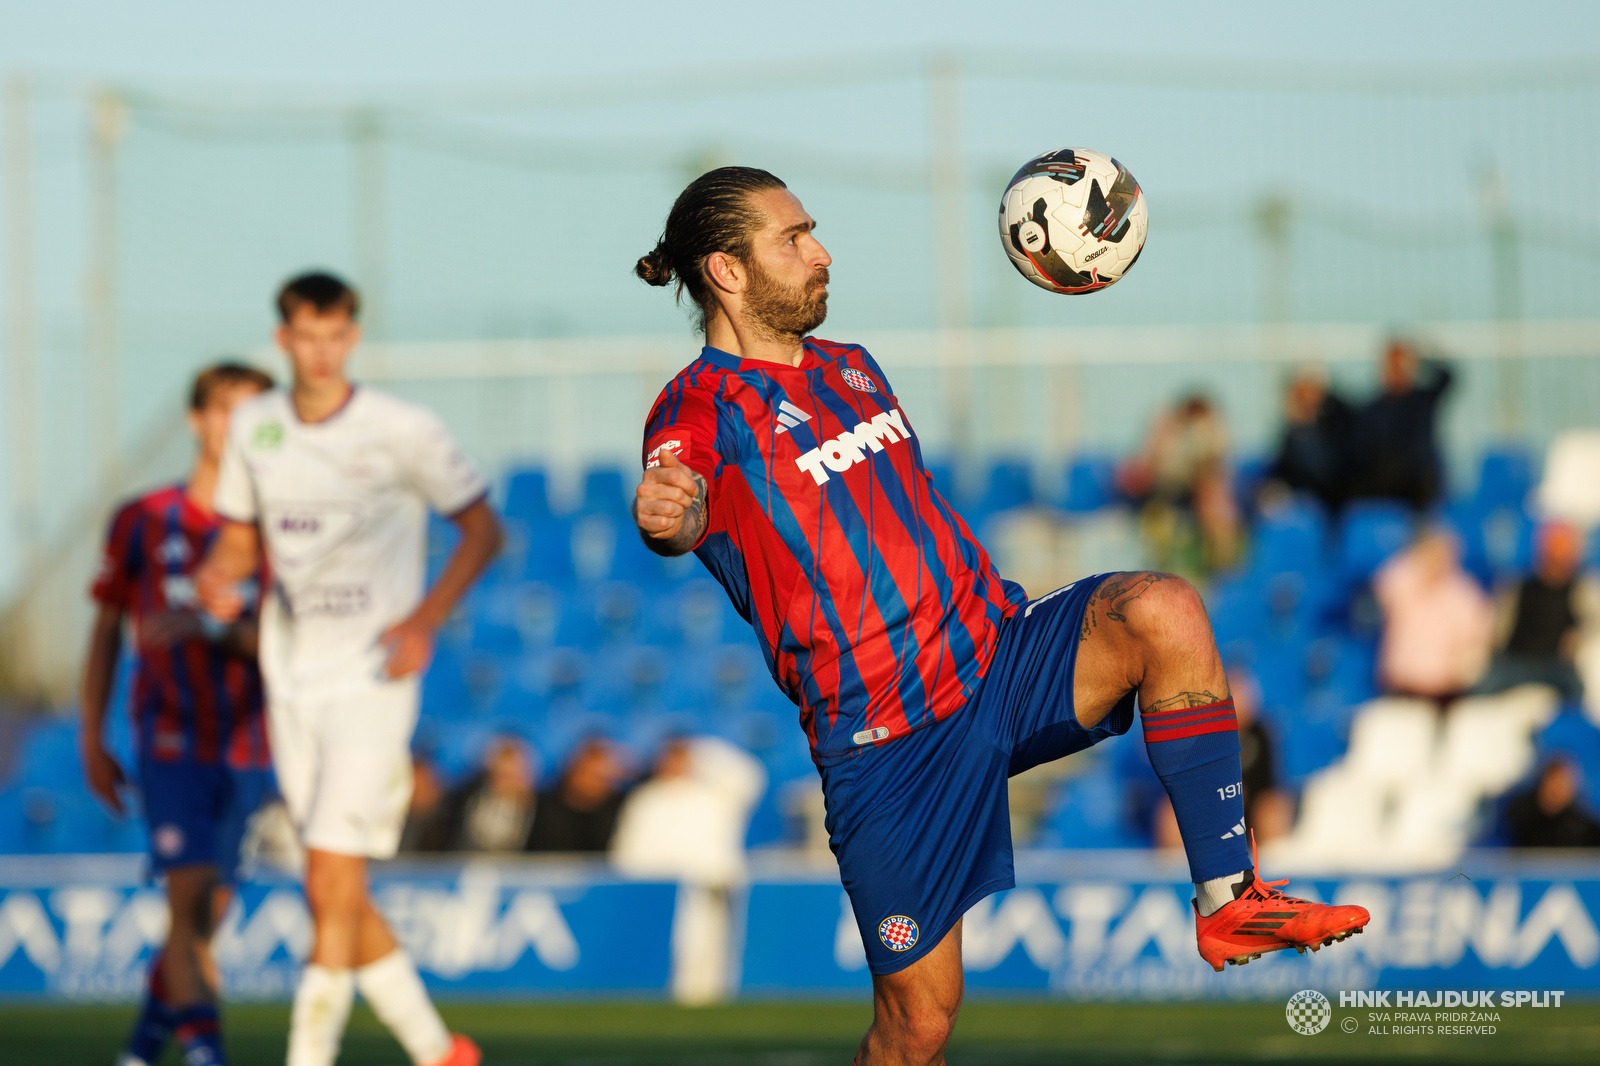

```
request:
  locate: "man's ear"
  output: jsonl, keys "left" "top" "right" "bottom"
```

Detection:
{"left": 703, "top": 251, "right": 745, "bottom": 296}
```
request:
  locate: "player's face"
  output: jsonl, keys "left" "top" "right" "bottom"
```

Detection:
{"left": 275, "top": 307, "right": 361, "bottom": 391}
{"left": 189, "top": 382, "right": 266, "bottom": 465}
{"left": 741, "top": 188, "right": 831, "bottom": 338}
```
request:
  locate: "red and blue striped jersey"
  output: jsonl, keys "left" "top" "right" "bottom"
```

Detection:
{"left": 642, "top": 339, "right": 1026, "bottom": 762}
{"left": 91, "top": 486, "right": 269, "bottom": 768}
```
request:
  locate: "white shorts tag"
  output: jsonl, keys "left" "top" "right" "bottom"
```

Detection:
{"left": 852, "top": 726, "right": 891, "bottom": 745}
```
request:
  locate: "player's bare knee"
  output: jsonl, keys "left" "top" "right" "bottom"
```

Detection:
{"left": 897, "top": 1005, "right": 954, "bottom": 1060}
{"left": 1106, "top": 572, "right": 1210, "bottom": 648}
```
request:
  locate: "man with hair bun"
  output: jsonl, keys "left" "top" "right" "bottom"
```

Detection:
{"left": 632, "top": 167, "right": 1369, "bottom": 1064}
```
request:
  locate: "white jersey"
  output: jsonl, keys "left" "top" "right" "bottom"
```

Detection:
{"left": 215, "top": 386, "right": 487, "bottom": 698}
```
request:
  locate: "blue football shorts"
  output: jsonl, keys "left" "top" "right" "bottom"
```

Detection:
{"left": 820, "top": 571, "right": 1135, "bottom": 975}
{"left": 138, "top": 754, "right": 276, "bottom": 884}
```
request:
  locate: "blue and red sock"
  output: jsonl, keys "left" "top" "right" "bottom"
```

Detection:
{"left": 1140, "top": 697, "right": 1252, "bottom": 883}
{"left": 174, "top": 1003, "right": 227, "bottom": 1066}
{"left": 123, "top": 953, "right": 174, "bottom": 1065}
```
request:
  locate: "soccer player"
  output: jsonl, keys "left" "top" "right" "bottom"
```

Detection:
{"left": 81, "top": 361, "right": 276, "bottom": 1066}
{"left": 631, "top": 168, "right": 1371, "bottom": 1065}
{"left": 195, "top": 273, "right": 501, "bottom": 1066}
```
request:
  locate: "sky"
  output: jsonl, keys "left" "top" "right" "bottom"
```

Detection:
{"left": 3, "top": 1, "right": 1599, "bottom": 87}
{"left": 1, "top": 0, "right": 1598, "bottom": 608}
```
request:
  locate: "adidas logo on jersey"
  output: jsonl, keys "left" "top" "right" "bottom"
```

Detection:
{"left": 773, "top": 400, "right": 812, "bottom": 435}
{"left": 794, "top": 409, "right": 911, "bottom": 485}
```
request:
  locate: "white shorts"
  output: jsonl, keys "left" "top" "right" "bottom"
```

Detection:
{"left": 266, "top": 677, "right": 419, "bottom": 859}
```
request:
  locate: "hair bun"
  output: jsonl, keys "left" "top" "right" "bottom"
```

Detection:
{"left": 635, "top": 244, "right": 674, "bottom": 286}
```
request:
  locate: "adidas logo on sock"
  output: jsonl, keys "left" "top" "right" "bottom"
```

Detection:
{"left": 774, "top": 400, "right": 812, "bottom": 435}
{"left": 1220, "top": 820, "right": 1246, "bottom": 840}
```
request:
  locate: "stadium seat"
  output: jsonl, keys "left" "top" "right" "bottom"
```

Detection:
{"left": 518, "top": 515, "right": 576, "bottom": 584}
{"left": 1249, "top": 496, "right": 1328, "bottom": 577}
{"left": 1385, "top": 772, "right": 1478, "bottom": 867}
{"left": 1341, "top": 698, "right": 1438, "bottom": 787}
{"left": 1536, "top": 707, "right": 1600, "bottom": 810}
{"left": 1475, "top": 447, "right": 1535, "bottom": 510}
{"left": 1058, "top": 456, "right": 1116, "bottom": 514}
{"left": 1438, "top": 687, "right": 1558, "bottom": 795}
{"left": 975, "top": 459, "right": 1034, "bottom": 518}
{"left": 1278, "top": 767, "right": 1386, "bottom": 865}
{"left": 646, "top": 579, "right": 742, "bottom": 647}
{"left": 503, "top": 466, "right": 552, "bottom": 524}
{"left": 1035, "top": 764, "right": 1148, "bottom": 849}
{"left": 580, "top": 466, "right": 631, "bottom": 517}
{"left": 1336, "top": 500, "right": 1415, "bottom": 587}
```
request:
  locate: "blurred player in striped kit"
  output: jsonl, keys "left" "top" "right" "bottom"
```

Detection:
{"left": 82, "top": 361, "right": 275, "bottom": 1066}
{"left": 197, "top": 273, "right": 502, "bottom": 1066}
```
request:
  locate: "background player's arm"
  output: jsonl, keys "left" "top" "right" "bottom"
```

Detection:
{"left": 379, "top": 496, "right": 503, "bottom": 679}
{"left": 78, "top": 603, "right": 127, "bottom": 815}
{"left": 633, "top": 447, "right": 708, "bottom": 557}
{"left": 195, "top": 520, "right": 262, "bottom": 623}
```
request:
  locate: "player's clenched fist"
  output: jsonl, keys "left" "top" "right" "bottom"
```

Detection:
{"left": 634, "top": 447, "right": 708, "bottom": 556}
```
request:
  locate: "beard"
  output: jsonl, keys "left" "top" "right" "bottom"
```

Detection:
{"left": 744, "top": 259, "right": 829, "bottom": 340}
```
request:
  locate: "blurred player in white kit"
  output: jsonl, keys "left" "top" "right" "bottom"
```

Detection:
{"left": 197, "top": 272, "right": 502, "bottom": 1066}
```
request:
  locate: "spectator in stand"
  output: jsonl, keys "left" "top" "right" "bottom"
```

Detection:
{"left": 1267, "top": 366, "right": 1353, "bottom": 513}
{"left": 435, "top": 734, "right": 540, "bottom": 853}
{"left": 1507, "top": 758, "right": 1600, "bottom": 848}
{"left": 610, "top": 736, "right": 766, "bottom": 1004}
{"left": 399, "top": 747, "right": 450, "bottom": 853}
{"left": 1115, "top": 392, "right": 1240, "bottom": 573}
{"left": 1345, "top": 339, "right": 1454, "bottom": 510}
{"left": 1374, "top": 527, "right": 1494, "bottom": 704}
{"left": 525, "top": 736, "right": 629, "bottom": 852}
{"left": 1231, "top": 669, "right": 1294, "bottom": 843}
{"left": 1476, "top": 520, "right": 1592, "bottom": 704}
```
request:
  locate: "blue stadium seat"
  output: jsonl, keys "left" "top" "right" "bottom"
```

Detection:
{"left": 1034, "top": 764, "right": 1148, "bottom": 849}
{"left": 518, "top": 515, "right": 576, "bottom": 584}
{"left": 975, "top": 459, "right": 1034, "bottom": 518}
{"left": 1475, "top": 447, "right": 1535, "bottom": 510}
{"left": 1337, "top": 500, "right": 1415, "bottom": 587}
{"left": 1058, "top": 456, "right": 1116, "bottom": 514}
{"left": 580, "top": 467, "right": 630, "bottom": 517}
{"left": 1447, "top": 498, "right": 1533, "bottom": 587}
{"left": 1250, "top": 496, "right": 1328, "bottom": 577}
{"left": 503, "top": 466, "right": 552, "bottom": 524}
{"left": 1537, "top": 707, "right": 1600, "bottom": 811}
{"left": 644, "top": 579, "right": 742, "bottom": 647}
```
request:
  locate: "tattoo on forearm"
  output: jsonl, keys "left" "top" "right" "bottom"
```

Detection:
{"left": 638, "top": 470, "right": 709, "bottom": 558}
{"left": 1144, "top": 689, "right": 1229, "bottom": 712}
{"left": 1079, "top": 571, "right": 1170, "bottom": 643}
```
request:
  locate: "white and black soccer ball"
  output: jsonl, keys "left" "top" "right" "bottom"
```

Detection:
{"left": 998, "top": 147, "right": 1147, "bottom": 295}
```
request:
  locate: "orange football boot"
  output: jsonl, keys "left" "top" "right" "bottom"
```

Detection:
{"left": 1194, "top": 834, "right": 1370, "bottom": 972}
{"left": 425, "top": 1034, "right": 482, "bottom": 1066}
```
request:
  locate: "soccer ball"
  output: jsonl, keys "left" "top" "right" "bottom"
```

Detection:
{"left": 998, "top": 147, "right": 1147, "bottom": 294}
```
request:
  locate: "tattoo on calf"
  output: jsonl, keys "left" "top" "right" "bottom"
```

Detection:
{"left": 1078, "top": 571, "right": 1171, "bottom": 643}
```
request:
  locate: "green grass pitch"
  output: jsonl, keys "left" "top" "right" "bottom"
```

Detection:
{"left": 2, "top": 1000, "right": 1597, "bottom": 1064}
